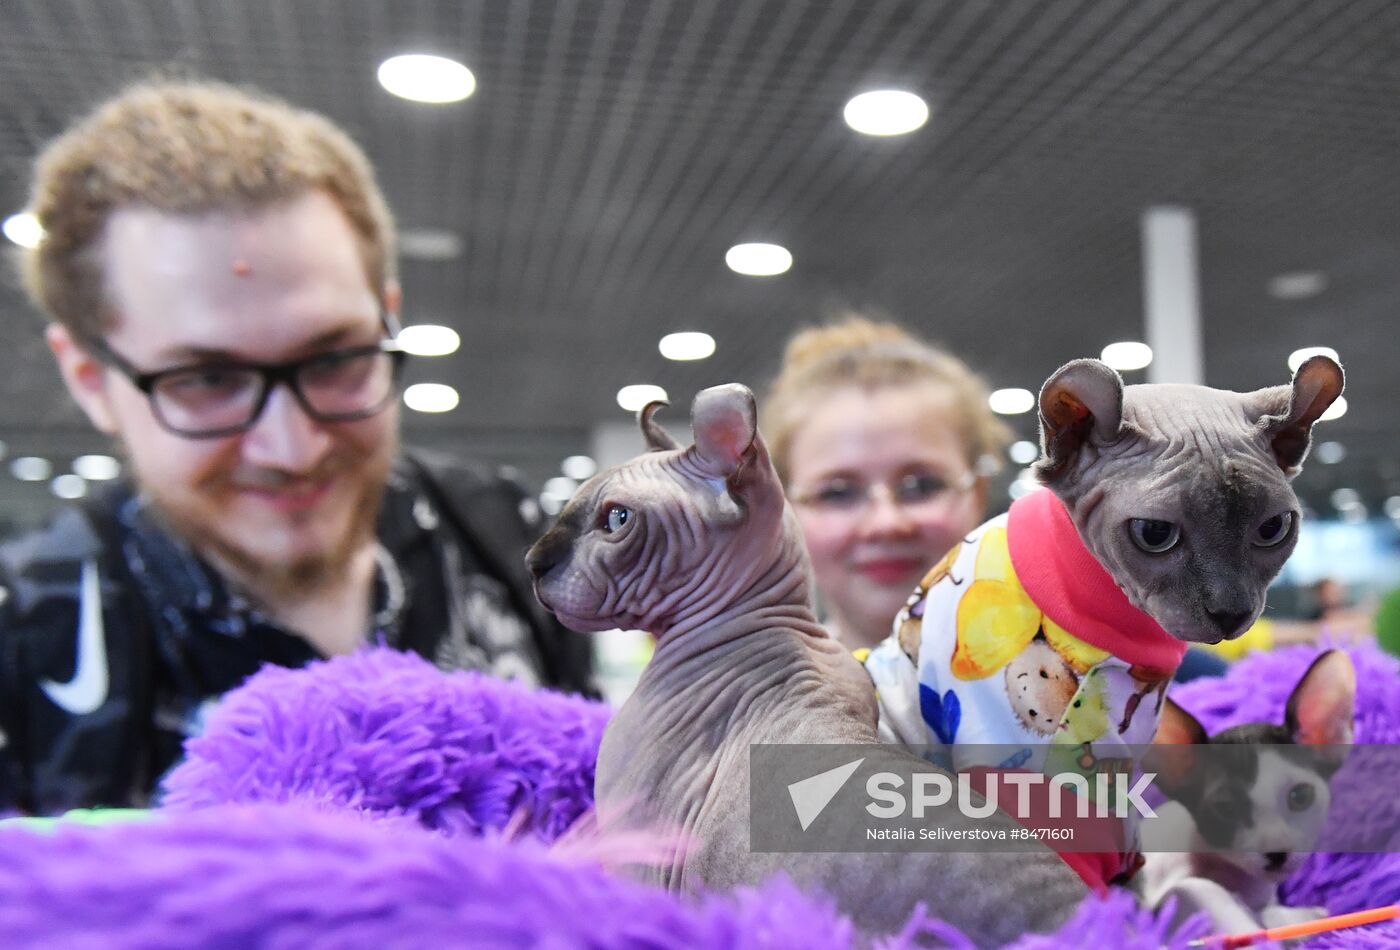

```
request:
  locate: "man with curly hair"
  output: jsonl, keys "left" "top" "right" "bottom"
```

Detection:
{"left": 0, "top": 80, "right": 593, "bottom": 814}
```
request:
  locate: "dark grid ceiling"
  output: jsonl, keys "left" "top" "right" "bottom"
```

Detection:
{"left": 1, "top": 0, "right": 1398, "bottom": 518}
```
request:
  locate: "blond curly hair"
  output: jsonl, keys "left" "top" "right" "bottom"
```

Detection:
{"left": 762, "top": 316, "right": 1012, "bottom": 484}
{"left": 20, "top": 79, "right": 396, "bottom": 337}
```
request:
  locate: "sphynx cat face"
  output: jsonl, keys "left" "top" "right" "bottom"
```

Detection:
{"left": 527, "top": 384, "right": 805, "bottom": 637}
{"left": 1033, "top": 355, "right": 1344, "bottom": 644}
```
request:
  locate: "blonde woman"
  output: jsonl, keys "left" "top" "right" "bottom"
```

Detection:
{"left": 764, "top": 317, "right": 1010, "bottom": 649}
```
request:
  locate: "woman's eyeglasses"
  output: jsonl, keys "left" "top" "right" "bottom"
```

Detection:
{"left": 790, "top": 470, "right": 976, "bottom": 514}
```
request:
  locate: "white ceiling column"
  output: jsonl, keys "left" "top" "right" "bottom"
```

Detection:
{"left": 1141, "top": 206, "right": 1204, "bottom": 386}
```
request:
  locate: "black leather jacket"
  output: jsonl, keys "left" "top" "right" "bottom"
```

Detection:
{"left": 0, "top": 449, "right": 593, "bottom": 814}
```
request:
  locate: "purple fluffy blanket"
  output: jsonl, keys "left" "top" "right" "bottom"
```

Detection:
{"left": 2, "top": 643, "right": 1396, "bottom": 948}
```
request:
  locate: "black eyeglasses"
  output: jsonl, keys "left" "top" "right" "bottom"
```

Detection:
{"left": 82, "top": 325, "right": 409, "bottom": 438}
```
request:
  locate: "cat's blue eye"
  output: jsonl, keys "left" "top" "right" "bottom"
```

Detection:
{"left": 1253, "top": 512, "right": 1294, "bottom": 548}
{"left": 602, "top": 506, "right": 632, "bottom": 533}
{"left": 1287, "top": 782, "right": 1315, "bottom": 812}
{"left": 1129, "top": 518, "right": 1180, "bottom": 554}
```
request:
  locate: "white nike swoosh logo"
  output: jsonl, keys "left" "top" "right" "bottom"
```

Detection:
{"left": 41, "top": 558, "right": 110, "bottom": 715}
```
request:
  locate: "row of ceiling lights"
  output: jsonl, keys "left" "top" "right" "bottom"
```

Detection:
{"left": 3, "top": 449, "right": 121, "bottom": 500}
{"left": 373, "top": 53, "right": 928, "bottom": 420}
{"left": 0, "top": 54, "right": 1350, "bottom": 421}
{"left": 2, "top": 54, "right": 1364, "bottom": 516}
{"left": 372, "top": 56, "right": 1368, "bottom": 522}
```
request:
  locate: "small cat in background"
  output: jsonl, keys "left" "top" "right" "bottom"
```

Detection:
{"left": 1135, "top": 650, "right": 1356, "bottom": 932}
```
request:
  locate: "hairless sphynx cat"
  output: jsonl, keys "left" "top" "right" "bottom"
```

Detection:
{"left": 527, "top": 384, "right": 1087, "bottom": 945}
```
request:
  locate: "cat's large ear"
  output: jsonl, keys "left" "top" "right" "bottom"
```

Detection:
{"left": 1034, "top": 359, "right": 1125, "bottom": 482}
{"left": 1145, "top": 697, "right": 1208, "bottom": 802}
{"left": 1285, "top": 649, "right": 1355, "bottom": 776}
{"left": 1247, "top": 355, "right": 1344, "bottom": 476}
{"left": 639, "top": 401, "right": 681, "bottom": 451}
{"left": 690, "top": 384, "right": 759, "bottom": 479}
{"left": 1154, "top": 697, "right": 1209, "bottom": 746}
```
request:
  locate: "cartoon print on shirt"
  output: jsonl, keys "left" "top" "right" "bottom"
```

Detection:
{"left": 862, "top": 503, "right": 1176, "bottom": 764}
{"left": 1004, "top": 635, "right": 1079, "bottom": 736}
{"left": 896, "top": 543, "right": 964, "bottom": 664}
{"left": 904, "top": 525, "right": 1113, "bottom": 740}
{"left": 949, "top": 527, "right": 1110, "bottom": 686}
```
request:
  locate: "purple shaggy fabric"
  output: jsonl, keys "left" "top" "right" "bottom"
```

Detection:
{"left": 1171, "top": 642, "right": 1400, "bottom": 948}
{"left": 0, "top": 804, "right": 856, "bottom": 949}
{"left": 160, "top": 648, "right": 609, "bottom": 841}
{"left": 1007, "top": 891, "right": 1206, "bottom": 949}
{"left": 0, "top": 803, "right": 1200, "bottom": 950}
{"left": 9, "top": 643, "right": 1393, "bottom": 947}
{"left": 895, "top": 891, "right": 1206, "bottom": 950}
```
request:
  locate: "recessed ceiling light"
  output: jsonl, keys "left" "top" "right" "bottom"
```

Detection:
{"left": 1314, "top": 441, "right": 1345, "bottom": 465}
{"left": 397, "top": 324, "right": 461, "bottom": 356}
{"left": 843, "top": 90, "right": 929, "bottom": 136}
{"left": 1287, "top": 346, "right": 1340, "bottom": 373}
{"left": 1339, "top": 504, "right": 1367, "bottom": 524}
{"left": 10, "top": 456, "right": 51, "bottom": 481}
{"left": 616, "top": 384, "right": 668, "bottom": 412}
{"left": 1384, "top": 496, "right": 1400, "bottom": 520}
{"left": 51, "top": 473, "right": 87, "bottom": 500}
{"left": 542, "top": 477, "right": 578, "bottom": 500}
{"left": 403, "top": 382, "right": 460, "bottom": 413}
{"left": 72, "top": 454, "right": 121, "bottom": 480}
{"left": 1330, "top": 487, "right": 1360, "bottom": 509}
{"left": 398, "top": 228, "right": 464, "bottom": 261}
{"left": 725, "top": 243, "right": 791, "bottom": 277}
{"left": 3, "top": 212, "right": 43, "bottom": 249}
{"left": 988, "top": 388, "right": 1035, "bottom": 415}
{"left": 658, "top": 332, "right": 716, "bottom": 361}
{"left": 539, "top": 494, "right": 564, "bottom": 516}
{"left": 377, "top": 54, "right": 476, "bottom": 104}
{"left": 561, "top": 455, "right": 597, "bottom": 480}
{"left": 1319, "top": 395, "right": 1348, "bottom": 422}
{"left": 1267, "top": 272, "right": 1327, "bottom": 300}
{"left": 1100, "top": 341, "right": 1153, "bottom": 371}
{"left": 1008, "top": 440, "right": 1040, "bottom": 465}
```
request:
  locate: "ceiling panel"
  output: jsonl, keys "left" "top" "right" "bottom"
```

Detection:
{"left": 0, "top": 0, "right": 1396, "bottom": 522}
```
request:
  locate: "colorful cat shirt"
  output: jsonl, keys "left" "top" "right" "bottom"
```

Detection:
{"left": 859, "top": 486, "right": 1188, "bottom": 890}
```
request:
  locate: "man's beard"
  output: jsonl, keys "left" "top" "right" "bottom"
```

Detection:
{"left": 145, "top": 449, "right": 394, "bottom": 606}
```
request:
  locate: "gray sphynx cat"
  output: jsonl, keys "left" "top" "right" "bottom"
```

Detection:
{"left": 862, "top": 354, "right": 1345, "bottom": 771}
{"left": 526, "top": 384, "right": 1086, "bottom": 945}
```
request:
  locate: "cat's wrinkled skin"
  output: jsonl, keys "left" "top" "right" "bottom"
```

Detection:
{"left": 1034, "top": 355, "right": 1344, "bottom": 643}
{"left": 527, "top": 385, "right": 1086, "bottom": 946}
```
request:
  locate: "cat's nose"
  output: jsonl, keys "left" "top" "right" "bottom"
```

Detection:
{"left": 526, "top": 530, "right": 568, "bottom": 579}
{"left": 1264, "top": 851, "right": 1288, "bottom": 871}
{"left": 1207, "top": 608, "right": 1251, "bottom": 637}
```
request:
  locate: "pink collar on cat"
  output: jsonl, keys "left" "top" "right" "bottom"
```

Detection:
{"left": 1007, "top": 488, "right": 1188, "bottom": 674}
